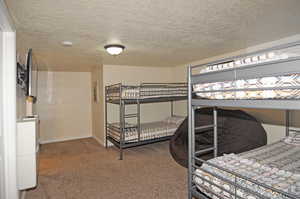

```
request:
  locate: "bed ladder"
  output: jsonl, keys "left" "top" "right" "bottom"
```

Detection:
{"left": 188, "top": 106, "right": 218, "bottom": 199}
{"left": 119, "top": 100, "right": 141, "bottom": 160}
{"left": 193, "top": 107, "right": 218, "bottom": 158}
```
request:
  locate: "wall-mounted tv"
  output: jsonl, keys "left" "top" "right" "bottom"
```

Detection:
{"left": 25, "top": 49, "right": 38, "bottom": 99}
{"left": 17, "top": 62, "right": 27, "bottom": 91}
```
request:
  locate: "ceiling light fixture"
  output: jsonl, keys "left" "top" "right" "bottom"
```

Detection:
{"left": 62, "top": 41, "right": 73, "bottom": 47}
{"left": 104, "top": 44, "right": 125, "bottom": 56}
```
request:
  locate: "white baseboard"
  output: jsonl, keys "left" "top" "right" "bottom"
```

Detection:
{"left": 92, "top": 136, "right": 113, "bottom": 147}
{"left": 39, "top": 135, "right": 93, "bottom": 144}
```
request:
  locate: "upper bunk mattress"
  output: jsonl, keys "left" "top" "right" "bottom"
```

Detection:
{"left": 193, "top": 73, "right": 300, "bottom": 100}
{"left": 120, "top": 87, "right": 187, "bottom": 99}
{"left": 194, "top": 140, "right": 300, "bottom": 199}
{"left": 106, "top": 85, "right": 187, "bottom": 101}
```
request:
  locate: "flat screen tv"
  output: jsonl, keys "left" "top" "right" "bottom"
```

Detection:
{"left": 25, "top": 49, "right": 38, "bottom": 99}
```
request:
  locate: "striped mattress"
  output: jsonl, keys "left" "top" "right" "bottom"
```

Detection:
{"left": 194, "top": 140, "right": 300, "bottom": 199}
{"left": 107, "top": 87, "right": 187, "bottom": 100}
{"left": 107, "top": 116, "right": 184, "bottom": 143}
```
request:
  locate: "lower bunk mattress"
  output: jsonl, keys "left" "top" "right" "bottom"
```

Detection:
{"left": 194, "top": 139, "right": 300, "bottom": 199}
{"left": 107, "top": 116, "right": 184, "bottom": 143}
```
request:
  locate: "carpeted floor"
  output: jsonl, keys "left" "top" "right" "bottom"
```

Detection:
{"left": 26, "top": 138, "right": 187, "bottom": 199}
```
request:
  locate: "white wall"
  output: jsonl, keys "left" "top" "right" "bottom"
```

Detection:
{"left": 91, "top": 65, "right": 105, "bottom": 145}
{"left": 171, "top": 66, "right": 188, "bottom": 116}
{"left": 37, "top": 71, "right": 92, "bottom": 143}
{"left": 262, "top": 124, "right": 286, "bottom": 144}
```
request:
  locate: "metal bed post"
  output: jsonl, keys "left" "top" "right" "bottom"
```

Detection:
{"left": 188, "top": 65, "right": 194, "bottom": 199}
{"left": 213, "top": 107, "right": 218, "bottom": 158}
{"left": 119, "top": 86, "right": 125, "bottom": 160}
{"left": 286, "top": 110, "right": 290, "bottom": 137}
{"left": 137, "top": 85, "right": 142, "bottom": 142}
{"left": 105, "top": 86, "right": 108, "bottom": 148}
{"left": 171, "top": 100, "right": 174, "bottom": 117}
{"left": 137, "top": 99, "right": 141, "bottom": 142}
{"left": 190, "top": 106, "right": 196, "bottom": 199}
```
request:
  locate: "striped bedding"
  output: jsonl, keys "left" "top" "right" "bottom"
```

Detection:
{"left": 193, "top": 73, "right": 300, "bottom": 100}
{"left": 121, "top": 87, "right": 187, "bottom": 99}
{"left": 107, "top": 116, "right": 184, "bottom": 143}
{"left": 194, "top": 140, "right": 300, "bottom": 199}
{"left": 107, "top": 87, "right": 187, "bottom": 100}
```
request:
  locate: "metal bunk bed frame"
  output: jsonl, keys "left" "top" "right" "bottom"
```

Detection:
{"left": 105, "top": 82, "right": 187, "bottom": 160}
{"left": 188, "top": 41, "right": 300, "bottom": 199}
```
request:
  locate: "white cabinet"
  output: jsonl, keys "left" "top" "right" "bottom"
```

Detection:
{"left": 17, "top": 116, "right": 39, "bottom": 190}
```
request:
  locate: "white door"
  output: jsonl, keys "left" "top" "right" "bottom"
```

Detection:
{"left": 0, "top": 28, "right": 5, "bottom": 199}
{"left": 0, "top": 2, "right": 19, "bottom": 198}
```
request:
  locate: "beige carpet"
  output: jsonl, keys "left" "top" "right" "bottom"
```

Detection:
{"left": 26, "top": 138, "right": 187, "bottom": 199}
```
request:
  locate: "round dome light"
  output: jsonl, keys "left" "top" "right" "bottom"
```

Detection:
{"left": 61, "top": 41, "right": 73, "bottom": 47}
{"left": 104, "top": 44, "right": 125, "bottom": 56}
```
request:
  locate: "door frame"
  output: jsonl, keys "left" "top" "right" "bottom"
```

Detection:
{"left": 0, "top": 1, "right": 18, "bottom": 199}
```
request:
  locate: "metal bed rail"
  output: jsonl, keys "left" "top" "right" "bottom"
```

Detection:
{"left": 191, "top": 58, "right": 300, "bottom": 85}
{"left": 106, "top": 122, "right": 174, "bottom": 146}
{"left": 190, "top": 40, "right": 300, "bottom": 70}
{"left": 192, "top": 157, "right": 299, "bottom": 199}
{"left": 193, "top": 85, "right": 300, "bottom": 94}
{"left": 106, "top": 135, "right": 172, "bottom": 149}
{"left": 105, "top": 83, "right": 123, "bottom": 94}
{"left": 105, "top": 82, "right": 187, "bottom": 102}
{"left": 106, "top": 128, "right": 134, "bottom": 144}
{"left": 106, "top": 122, "right": 137, "bottom": 140}
{"left": 106, "top": 123, "right": 137, "bottom": 131}
{"left": 189, "top": 41, "right": 300, "bottom": 110}
{"left": 106, "top": 121, "right": 179, "bottom": 141}
{"left": 105, "top": 83, "right": 123, "bottom": 102}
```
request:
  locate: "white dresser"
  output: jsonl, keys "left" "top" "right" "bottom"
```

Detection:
{"left": 17, "top": 116, "right": 39, "bottom": 190}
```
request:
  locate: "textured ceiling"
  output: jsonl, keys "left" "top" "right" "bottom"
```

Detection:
{"left": 6, "top": 0, "right": 300, "bottom": 71}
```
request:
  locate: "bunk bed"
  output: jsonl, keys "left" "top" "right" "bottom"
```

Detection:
{"left": 188, "top": 41, "right": 300, "bottom": 199}
{"left": 105, "top": 83, "right": 187, "bottom": 160}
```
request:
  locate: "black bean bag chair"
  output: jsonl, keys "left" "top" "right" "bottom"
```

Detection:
{"left": 169, "top": 108, "right": 267, "bottom": 168}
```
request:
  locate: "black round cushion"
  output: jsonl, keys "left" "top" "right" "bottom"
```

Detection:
{"left": 169, "top": 107, "right": 267, "bottom": 168}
